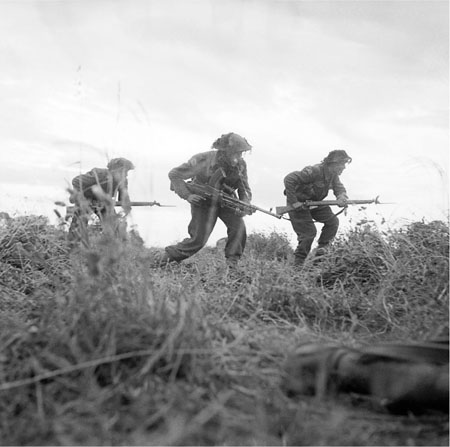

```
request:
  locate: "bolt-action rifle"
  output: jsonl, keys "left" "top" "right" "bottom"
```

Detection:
{"left": 275, "top": 196, "right": 382, "bottom": 216}
{"left": 116, "top": 201, "right": 175, "bottom": 208}
{"left": 186, "top": 182, "right": 283, "bottom": 219}
{"left": 65, "top": 201, "right": 174, "bottom": 217}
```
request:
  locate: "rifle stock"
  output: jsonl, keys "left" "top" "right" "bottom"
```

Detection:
{"left": 276, "top": 197, "right": 381, "bottom": 215}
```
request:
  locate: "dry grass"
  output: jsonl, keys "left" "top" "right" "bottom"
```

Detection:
{"left": 0, "top": 214, "right": 448, "bottom": 445}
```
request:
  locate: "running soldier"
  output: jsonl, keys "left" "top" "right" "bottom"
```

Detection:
{"left": 284, "top": 150, "right": 351, "bottom": 267}
{"left": 156, "top": 132, "right": 253, "bottom": 268}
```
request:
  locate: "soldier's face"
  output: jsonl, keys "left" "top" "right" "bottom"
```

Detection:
{"left": 111, "top": 168, "right": 128, "bottom": 182}
{"left": 225, "top": 150, "right": 244, "bottom": 167}
{"left": 329, "top": 162, "right": 346, "bottom": 175}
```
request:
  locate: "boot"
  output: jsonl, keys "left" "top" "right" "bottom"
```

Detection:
{"left": 150, "top": 250, "right": 176, "bottom": 268}
{"left": 226, "top": 257, "right": 239, "bottom": 272}
{"left": 293, "top": 255, "right": 305, "bottom": 269}
{"left": 315, "top": 245, "right": 328, "bottom": 257}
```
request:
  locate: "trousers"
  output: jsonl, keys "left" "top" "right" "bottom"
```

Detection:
{"left": 288, "top": 205, "right": 339, "bottom": 264}
{"left": 165, "top": 204, "right": 246, "bottom": 262}
{"left": 67, "top": 201, "right": 119, "bottom": 244}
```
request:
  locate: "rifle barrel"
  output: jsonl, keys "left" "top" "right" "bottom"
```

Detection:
{"left": 117, "top": 201, "right": 175, "bottom": 207}
{"left": 123, "top": 201, "right": 157, "bottom": 206}
{"left": 276, "top": 198, "right": 380, "bottom": 215}
{"left": 305, "top": 199, "right": 378, "bottom": 207}
{"left": 250, "top": 203, "right": 282, "bottom": 219}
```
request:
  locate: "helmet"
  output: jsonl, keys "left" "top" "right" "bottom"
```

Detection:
{"left": 212, "top": 132, "right": 252, "bottom": 153}
{"left": 107, "top": 157, "right": 135, "bottom": 171}
{"left": 323, "top": 150, "right": 352, "bottom": 164}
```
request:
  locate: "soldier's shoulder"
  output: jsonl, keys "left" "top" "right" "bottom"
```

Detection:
{"left": 88, "top": 167, "right": 108, "bottom": 175}
{"left": 284, "top": 170, "right": 301, "bottom": 180}
{"left": 188, "top": 151, "right": 215, "bottom": 165}
{"left": 300, "top": 164, "right": 319, "bottom": 176}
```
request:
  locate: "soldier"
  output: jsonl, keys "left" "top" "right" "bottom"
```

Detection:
{"left": 68, "top": 157, "right": 134, "bottom": 243}
{"left": 156, "top": 132, "right": 253, "bottom": 268}
{"left": 283, "top": 150, "right": 351, "bottom": 267}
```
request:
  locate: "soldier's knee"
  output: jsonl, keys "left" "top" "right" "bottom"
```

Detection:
{"left": 303, "top": 225, "right": 317, "bottom": 239}
{"left": 299, "top": 234, "right": 316, "bottom": 248}
{"left": 326, "top": 216, "right": 339, "bottom": 229}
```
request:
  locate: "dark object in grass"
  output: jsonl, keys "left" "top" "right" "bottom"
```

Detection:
{"left": 282, "top": 339, "right": 449, "bottom": 414}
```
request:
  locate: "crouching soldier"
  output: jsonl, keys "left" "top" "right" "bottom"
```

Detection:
{"left": 284, "top": 150, "right": 351, "bottom": 267}
{"left": 68, "top": 157, "right": 134, "bottom": 244}
{"left": 156, "top": 132, "right": 253, "bottom": 268}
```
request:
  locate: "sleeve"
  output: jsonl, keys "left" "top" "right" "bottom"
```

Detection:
{"left": 72, "top": 169, "right": 103, "bottom": 197}
{"left": 332, "top": 176, "right": 347, "bottom": 199}
{"left": 237, "top": 161, "right": 252, "bottom": 202}
{"left": 284, "top": 166, "right": 316, "bottom": 204}
{"left": 168, "top": 153, "right": 206, "bottom": 200}
{"left": 72, "top": 171, "right": 94, "bottom": 191}
{"left": 117, "top": 178, "right": 130, "bottom": 203}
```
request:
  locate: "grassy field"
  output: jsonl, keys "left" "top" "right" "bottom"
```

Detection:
{"left": 0, "top": 214, "right": 448, "bottom": 445}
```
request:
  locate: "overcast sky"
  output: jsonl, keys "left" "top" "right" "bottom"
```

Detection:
{"left": 0, "top": 0, "right": 448, "bottom": 247}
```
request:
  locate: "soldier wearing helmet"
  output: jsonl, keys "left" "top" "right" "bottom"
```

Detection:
{"left": 68, "top": 157, "right": 134, "bottom": 243}
{"left": 107, "top": 157, "right": 135, "bottom": 172}
{"left": 283, "top": 150, "right": 352, "bottom": 267}
{"left": 155, "top": 132, "right": 253, "bottom": 268}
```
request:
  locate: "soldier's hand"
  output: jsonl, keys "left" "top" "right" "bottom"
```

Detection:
{"left": 234, "top": 207, "right": 250, "bottom": 217}
{"left": 292, "top": 201, "right": 307, "bottom": 210}
{"left": 120, "top": 202, "right": 132, "bottom": 215}
{"left": 336, "top": 195, "right": 348, "bottom": 207}
{"left": 68, "top": 190, "right": 78, "bottom": 204}
{"left": 242, "top": 201, "right": 255, "bottom": 215}
{"left": 187, "top": 194, "right": 204, "bottom": 205}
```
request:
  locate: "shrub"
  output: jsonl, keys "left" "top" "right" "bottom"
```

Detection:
{"left": 312, "top": 220, "right": 449, "bottom": 336}
{"left": 0, "top": 227, "right": 217, "bottom": 445}
{"left": 246, "top": 230, "right": 293, "bottom": 261}
{"left": 0, "top": 215, "right": 71, "bottom": 314}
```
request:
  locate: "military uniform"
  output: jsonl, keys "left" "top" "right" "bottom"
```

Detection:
{"left": 284, "top": 156, "right": 349, "bottom": 266}
{"left": 165, "top": 150, "right": 252, "bottom": 264}
{"left": 68, "top": 158, "right": 133, "bottom": 242}
{"left": 71, "top": 168, "right": 130, "bottom": 202}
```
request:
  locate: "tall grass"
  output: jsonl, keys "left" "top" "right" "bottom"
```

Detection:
{"left": 0, "top": 214, "right": 448, "bottom": 445}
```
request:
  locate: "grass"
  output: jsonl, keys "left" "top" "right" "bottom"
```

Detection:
{"left": 0, "top": 214, "right": 448, "bottom": 445}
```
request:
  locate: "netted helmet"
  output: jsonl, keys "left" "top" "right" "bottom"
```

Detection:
{"left": 107, "top": 157, "right": 135, "bottom": 171}
{"left": 212, "top": 132, "right": 252, "bottom": 153}
{"left": 323, "top": 150, "right": 352, "bottom": 165}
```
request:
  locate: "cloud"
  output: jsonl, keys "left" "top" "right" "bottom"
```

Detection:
{"left": 0, "top": 0, "right": 447, "bottom": 246}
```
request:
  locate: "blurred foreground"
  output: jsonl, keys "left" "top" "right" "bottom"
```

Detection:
{"left": 0, "top": 214, "right": 448, "bottom": 445}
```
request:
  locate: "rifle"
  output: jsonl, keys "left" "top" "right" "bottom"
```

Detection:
{"left": 116, "top": 201, "right": 175, "bottom": 208}
{"left": 187, "top": 182, "right": 283, "bottom": 220}
{"left": 275, "top": 196, "right": 382, "bottom": 215}
{"left": 65, "top": 201, "right": 174, "bottom": 217}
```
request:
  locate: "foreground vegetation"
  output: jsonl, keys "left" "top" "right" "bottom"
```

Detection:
{"left": 0, "top": 214, "right": 448, "bottom": 445}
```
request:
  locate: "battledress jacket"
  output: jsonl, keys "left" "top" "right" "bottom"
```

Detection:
{"left": 169, "top": 151, "right": 252, "bottom": 203}
{"left": 284, "top": 163, "right": 347, "bottom": 205}
{"left": 72, "top": 168, "right": 128, "bottom": 202}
